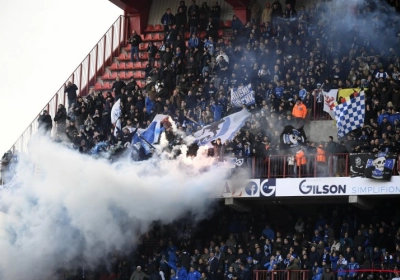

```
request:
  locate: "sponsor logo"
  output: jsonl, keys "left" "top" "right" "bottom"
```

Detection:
{"left": 245, "top": 181, "right": 258, "bottom": 196}
{"left": 260, "top": 179, "right": 276, "bottom": 197}
{"left": 299, "top": 179, "right": 346, "bottom": 195}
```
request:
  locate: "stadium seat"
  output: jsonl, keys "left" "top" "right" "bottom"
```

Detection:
{"left": 126, "top": 71, "right": 134, "bottom": 79}
{"left": 94, "top": 82, "right": 102, "bottom": 91}
{"left": 155, "top": 53, "right": 160, "bottom": 59}
{"left": 144, "top": 24, "right": 154, "bottom": 32}
{"left": 118, "top": 62, "right": 126, "bottom": 70}
{"left": 118, "top": 72, "right": 127, "bottom": 79}
{"left": 217, "top": 29, "right": 224, "bottom": 38}
{"left": 154, "top": 33, "right": 164, "bottom": 41}
{"left": 223, "top": 20, "right": 232, "bottom": 28}
{"left": 102, "top": 82, "right": 112, "bottom": 90}
{"left": 125, "top": 62, "right": 134, "bottom": 70}
{"left": 140, "top": 52, "right": 149, "bottom": 60}
{"left": 109, "top": 72, "right": 118, "bottom": 80}
{"left": 139, "top": 42, "right": 148, "bottom": 51}
{"left": 154, "top": 24, "right": 163, "bottom": 31}
{"left": 102, "top": 72, "right": 111, "bottom": 80}
{"left": 135, "top": 71, "right": 146, "bottom": 79}
{"left": 200, "top": 31, "right": 206, "bottom": 38}
{"left": 184, "top": 32, "right": 190, "bottom": 39}
{"left": 144, "top": 33, "right": 154, "bottom": 41}
{"left": 133, "top": 61, "right": 142, "bottom": 69}
{"left": 118, "top": 53, "right": 129, "bottom": 61}
{"left": 124, "top": 44, "right": 131, "bottom": 52}
{"left": 109, "top": 63, "right": 118, "bottom": 70}
{"left": 140, "top": 61, "right": 148, "bottom": 69}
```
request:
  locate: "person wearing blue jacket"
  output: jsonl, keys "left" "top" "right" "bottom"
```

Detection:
{"left": 347, "top": 257, "right": 360, "bottom": 279}
{"left": 210, "top": 101, "right": 223, "bottom": 121}
{"left": 311, "top": 267, "right": 323, "bottom": 280}
{"left": 337, "top": 254, "right": 348, "bottom": 279}
{"left": 187, "top": 266, "right": 201, "bottom": 280}
{"left": 168, "top": 262, "right": 188, "bottom": 280}
{"left": 145, "top": 96, "right": 155, "bottom": 114}
{"left": 263, "top": 256, "right": 278, "bottom": 271}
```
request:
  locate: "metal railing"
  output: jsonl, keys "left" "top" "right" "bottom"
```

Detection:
{"left": 254, "top": 270, "right": 309, "bottom": 280}
{"left": 253, "top": 269, "right": 400, "bottom": 280}
{"left": 10, "top": 15, "right": 127, "bottom": 153}
{"left": 252, "top": 153, "right": 400, "bottom": 178}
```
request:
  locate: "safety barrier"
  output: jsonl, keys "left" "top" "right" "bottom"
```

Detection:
{"left": 10, "top": 15, "right": 127, "bottom": 153}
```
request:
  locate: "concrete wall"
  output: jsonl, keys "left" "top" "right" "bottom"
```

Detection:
{"left": 306, "top": 120, "right": 339, "bottom": 143}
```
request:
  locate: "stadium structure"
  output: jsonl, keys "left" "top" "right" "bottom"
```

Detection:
{"left": 1, "top": 0, "right": 400, "bottom": 279}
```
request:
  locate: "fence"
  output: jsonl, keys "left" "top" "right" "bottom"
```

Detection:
{"left": 11, "top": 15, "right": 127, "bottom": 153}
{"left": 253, "top": 269, "right": 400, "bottom": 280}
{"left": 252, "top": 153, "right": 400, "bottom": 178}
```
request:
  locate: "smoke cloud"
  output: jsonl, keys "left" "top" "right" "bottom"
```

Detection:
{"left": 0, "top": 136, "right": 231, "bottom": 279}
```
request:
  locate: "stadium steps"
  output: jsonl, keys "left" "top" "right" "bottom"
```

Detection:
{"left": 94, "top": 2, "right": 235, "bottom": 94}
{"left": 147, "top": 0, "right": 234, "bottom": 26}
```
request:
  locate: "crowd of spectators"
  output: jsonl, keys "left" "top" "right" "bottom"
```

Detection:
{"left": 11, "top": 0, "right": 400, "bottom": 171}
{"left": 59, "top": 202, "right": 400, "bottom": 280}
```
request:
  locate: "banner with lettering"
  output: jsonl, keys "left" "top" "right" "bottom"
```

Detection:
{"left": 231, "top": 84, "right": 255, "bottom": 107}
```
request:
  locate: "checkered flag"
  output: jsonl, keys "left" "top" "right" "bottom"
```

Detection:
{"left": 334, "top": 91, "right": 365, "bottom": 138}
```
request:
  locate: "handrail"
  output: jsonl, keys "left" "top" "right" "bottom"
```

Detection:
{"left": 10, "top": 15, "right": 127, "bottom": 153}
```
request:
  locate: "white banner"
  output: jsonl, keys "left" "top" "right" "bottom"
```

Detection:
{"left": 273, "top": 177, "right": 400, "bottom": 197}
{"left": 213, "top": 177, "right": 400, "bottom": 198}
{"left": 323, "top": 89, "right": 338, "bottom": 120}
{"left": 231, "top": 84, "right": 255, "bottom": 108}
{"left": 193, "top": 109, "right": 251, "bottom": 145}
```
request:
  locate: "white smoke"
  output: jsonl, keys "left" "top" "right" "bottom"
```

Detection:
{"left": 0, "top": 135, "right": 230, "bottom": 279}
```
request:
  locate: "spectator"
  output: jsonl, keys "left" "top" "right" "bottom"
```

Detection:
{"left": 38, "top": 110, "right": 53, "bottom": 134}
{"left": 128, "top": 30, "right": 143, "bottom": 62}
{"left": 64, "top": 81, "right": 78, "bottom": 108}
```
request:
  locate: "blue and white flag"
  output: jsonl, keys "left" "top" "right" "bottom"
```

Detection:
{"left": 111, "top": 99, "right": 121, "bottom": 124}
{"left": 334, "top": 91, "right": 365, "bottom": 138}
{"left": 193, "top": 109, "right": 251, "bottom": 145}
{"left": 111, "top": 99, "right": 122, "bottom": 136}
{"left": 231, "top": 84, "right": 255, "bottom": 107}
{"left": 132, "top": 114, "right": 169, "bottom": 154}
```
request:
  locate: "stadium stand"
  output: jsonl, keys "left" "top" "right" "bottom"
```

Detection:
{"left": 2, "top": 0, "right": 400, "bottom": 278}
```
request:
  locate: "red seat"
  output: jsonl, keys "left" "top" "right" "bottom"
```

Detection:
{"left": 224, "top": 20, "right": 232, "bottom": 28}
{"left": 154, "top": 24, "right": 163, "bottom": 31}
{"left": 139, "top": 42, "right": 148, "bottom": 51}
{"left": 118, "top": 62, "right": 126, "bottom": 70}
{"left": 126, "top": 71, "right": 134, "bottom": 79}
{"left": 134, "top": 71, "right": 144, "bottom": 79}
{"left": 144, "top": 24, "right": 154, "bottom": 32}
{"left": 94, "top": 82, "right": 102, "bottom": 91}
{"left": 141, "top": 61, "right": 148, "bottom": 69}
{"left": 184, "top": 32, "right": 190, "bottom": 39}
{"left": 140, "top": 52, "right": 149, "bottom": 60}
{"left": 118, "top": 53, "right": 126, "bottom": 60}
{"left": 157, "top": 33, "right": 165, "bottom": 41}
{"left": 125, "top": 62, "right": 134, "bottom": 70}
{"left": 124, "top": 44, "right": 132, "bottom": 52}
{"left": 102, "top": 82, "right": 112, "bottom": 90}
{"left": 109, "top": 63, "right": 118, "bottom": 70}
{"left": 133, "top": 61, "right": 142, "bottom": 69}
{"left": 102, "top": 72, "right": 111, "bottom": 79}
{"left": 144, "top": 33, "right": 154, "bottom": 41}
{"left": 119, "top": 72, "right": 127, "bottom": 79}
{"left": 200, "top": 31, "right": 206, "bottom": 38}
{"left": 155, "top": 53, "right": 160, "bottom": 59}
{"left": 109, "top": 72, "right": 118, "bottom": 80}
{"left": 217, "top": 29, "right": 224, "bottom": 38}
